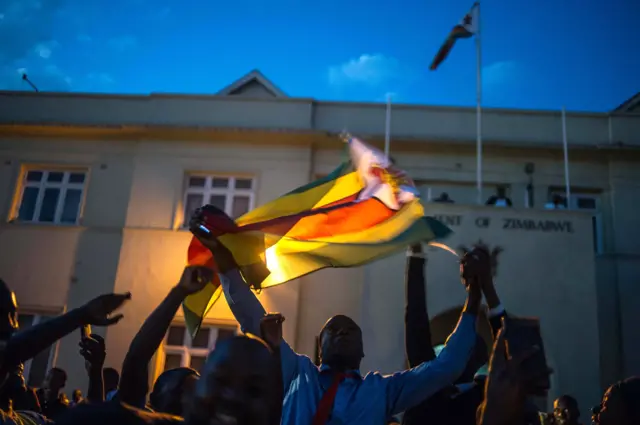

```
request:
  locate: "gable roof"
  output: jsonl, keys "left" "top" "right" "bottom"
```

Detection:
{"left": 613, "top": 91, "right": 640, "bottom": 113}
{"left": 216, "top": 69, "right": 288, "bottom": 98}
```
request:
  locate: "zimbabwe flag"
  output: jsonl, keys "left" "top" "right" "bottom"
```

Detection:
{"left": 182, "top": 137, "right": 452, "bottom": 337}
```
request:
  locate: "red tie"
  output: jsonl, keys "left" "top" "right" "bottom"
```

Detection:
{"left": 312, "top": 373, "right": 348, "bottom": 425}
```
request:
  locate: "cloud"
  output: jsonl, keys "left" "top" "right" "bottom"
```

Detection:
{"left": 328, "top": 54, "right": 400, "bottom": 86}
{"left": 482, "top": 61, "right": 518, "bottom": 87}
{"left": 87, "top": 72, "right": 115, "bottom": 85}
{"left": 107, "top": 35, "right": 138, "bottom": 52}
{"left": 0, "top": 0, "right": 65, "bottom": 62}
{"left": 34, "top": 43, "right": 52, "bottom": 58}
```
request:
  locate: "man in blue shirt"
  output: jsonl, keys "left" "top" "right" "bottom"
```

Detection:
{"left": 190, "top": 211, "right": 480, "bottom": 425}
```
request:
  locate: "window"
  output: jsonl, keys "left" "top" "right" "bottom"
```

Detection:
{"left": 18, "top": 314, "right": 57, "bottom": 387}
{"left": 549, "top": 189, "right": 603, "bottom": 254}
{"left": 161, "top": 324, "right": 237, "bottom": 373}
{"left": 15, "top": 169, "right": 87, "bottom": 224}
{"left": 182, "top": 176, "right": 255, "bottom": 227}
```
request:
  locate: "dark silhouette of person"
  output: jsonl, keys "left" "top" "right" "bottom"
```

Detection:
{"left": 0, "top": 363, "right": 40, "bottom": 412}
{"left": 185, "top": 335, "right": 278, "bottom": 425}
{"left": 434, "top": 192, "right": 454, "bottom": 203}
{"left": 36, "top": 367, "right": 69, "bottom": 420}
{"left": 103, "top": 368, "right": 120, "bottom": 401}
{"left": 593, "top": 377, "right": 640, "bottom": 425}
{"left": 188, "top": 206, "right": 480, "bottom": 425}
{"left": 486, "top": 187, "right": 513, "bottom": 207}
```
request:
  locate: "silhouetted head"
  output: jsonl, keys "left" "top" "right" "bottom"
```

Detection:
{"left": 456, "top": 335, "right": 488, "bottom": 384}
{"left": 497, "top": 187, "right": 507, "bottom": 198}
{"left": 150, "top": 367, "right": 199, "bottom": 416}
{"left": 0, "top": 279, "right": 18, "bottom": 341}
{"left": 186, "top": 334, "right": 277, "bottom": 425}
{"left": 43, "top": 368, "right": 67, "bottom": 393}
{"left": 319, "top": 315, "right": 364, "bottom": 371}
{"left": 595, "top": 376, "right": 640, "bottom": 425}
{"left": 554, "top": 394, "right": 580, "bottom": 425}
{"left": 102, "top": 367, "right": 120, "bottom": 393}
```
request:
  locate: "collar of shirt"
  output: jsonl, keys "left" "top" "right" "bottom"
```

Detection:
{"left": 318, "top": 364, "right": 362, "bottom": 389}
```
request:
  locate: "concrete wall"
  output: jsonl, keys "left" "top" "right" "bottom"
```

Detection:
{"left": 1, "top": 91, "right": 639, "bottom": 148}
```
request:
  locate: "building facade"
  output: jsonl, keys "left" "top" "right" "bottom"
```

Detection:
{"left": 0, "top": 71, "right": 639, "bottom": 415}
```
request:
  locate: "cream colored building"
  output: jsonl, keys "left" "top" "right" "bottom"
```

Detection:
{"left": 0, "top": 70, "right": 639, "bottom": 416}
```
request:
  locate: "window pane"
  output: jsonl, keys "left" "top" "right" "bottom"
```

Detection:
{"left": 234, "top": 179, "right": 253, "bottom": 190}
{"left": 164, "top": 354, "right": 183, "bottom": 372}
{"left": 215, "top": 328, "right": 236, "bottom": 345}
{"left": 47, "top": 172, "right": 64, "bottom": 183}
{"left": 212, "top": 178, "right": 229, "bottom": 188}
{"left": 26, "top": 171, "right": 43, "bottom": 182}
{"left": 18, "top": 187, "right": 39, "bottom": 221}
{"left": 167, "top": 326, "right": 186, "bottom": 346}
{"left": 577, "top": 197, "right": 597, "bottom": 210}
{"left": 232, "top": 196, "right": 250, "bottom": 218}
{"left": 38, "top": 188, "right": 60, "bottom": 222}
{"left": 60, "top": 189, "right": 82, "bottom": 224}
{"left": 189, "top": 355, "right": 206, "bottom": 373}
{"left": 209, "top": 195, "right": 226, "bottom": 211}
{"left": 183, "top": 194, "right": 204, "bottom": 227}
{"left": 191, "top": 328, "right": 210, "bottom": 349}
{"left": 188, "top": 177, "right": 206, "bottom": 188}
{"left": 28, "top": 346, "right": 52, "bottom": 387}
{"left": 69, "top": 173, "right": 85, "bottom": 184}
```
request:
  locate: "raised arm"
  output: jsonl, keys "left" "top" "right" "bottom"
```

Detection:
{"left": 386, "top": 302, "right": 478, "bottom": 415}
{"left": 479, "top": 245, "right": 507, "bottom": 340}
{"left": 405, "top": 244, "right": 436, "bottom": 367}
{"left": 3, "top": 293, "right": 130, "bottom": 372}
{"left": 188, "top": 209, "right": 307, "bottom": 391}
{"left": 386, "top": 245, "right": 488, "bottom": 416}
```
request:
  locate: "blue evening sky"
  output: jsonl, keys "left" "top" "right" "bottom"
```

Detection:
{"left": 0, "top": 0, "right": 637, "bottom": 112}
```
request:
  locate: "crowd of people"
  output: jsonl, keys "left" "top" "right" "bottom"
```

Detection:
{"left": 0, "top": 207, "right": 637, "bottom": 425}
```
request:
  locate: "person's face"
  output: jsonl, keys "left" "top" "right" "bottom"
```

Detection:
{"left": 553, "top": 399, "right": 577, "bottom": 424}
{"left": 596, "top": 385, "right": 629, "bottom": 425}
{"left": 320, "top": 315, "right": 364, "bottom": 370}
{"left": 193, "top": 338, "right": 275, "bottom": 425}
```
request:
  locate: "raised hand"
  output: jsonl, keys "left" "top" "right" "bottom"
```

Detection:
{"left": 188, "top": 207, "right": 238, "bottom": 273}
{"left": 260, "top": 313, "right": 285, "bottom": 349}
{"left": 81, "top": 293, "right": 131, "bottom": 326}
{"left": 178, "top": 266, "right": 214, "bottom": 295}
{"left": 79, "top": 333, "right": 106, "bottom": 371}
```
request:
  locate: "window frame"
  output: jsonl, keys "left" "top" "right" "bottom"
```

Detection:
{"left": 19, "top": 313, "right": 59, "bottom": 386}
{"left": 159, "top": 323, "right": 239, "bottom": 373}
{"left": 13, "top": 168, "right": 88, "bottom": 225}
{"left": 550, "top": 190, "right": 604, "bottom": 254}
{"left": 181, "top": 175, "right": 255, "bottom": 228}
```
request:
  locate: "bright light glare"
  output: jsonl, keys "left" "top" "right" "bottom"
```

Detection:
{"left": 263, "top": 246, "right": 286, "bottom": 284}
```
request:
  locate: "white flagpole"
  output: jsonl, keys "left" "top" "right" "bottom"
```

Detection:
{"left": 475, "top": 2, "right": 483, "bottom": 205}
{"left": 561, "top": 106, "right": 571, "bottom": 207}
{"left": 384, "top": 94, "right": 392, "bottom": 159}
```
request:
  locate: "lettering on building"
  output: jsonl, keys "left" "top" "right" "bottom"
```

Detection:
{"left": 434, "top": 214, "right": 462, "bottom": 226}
{"left": 502, "top": 218, "right": 574, "bottom": 233}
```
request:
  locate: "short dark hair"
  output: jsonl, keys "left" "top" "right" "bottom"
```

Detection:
{"left": 50, "top": 367, "right": 67, "bottom": 383}
{"left": 102, "top": 367, "right": 120, "bottom": 392}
